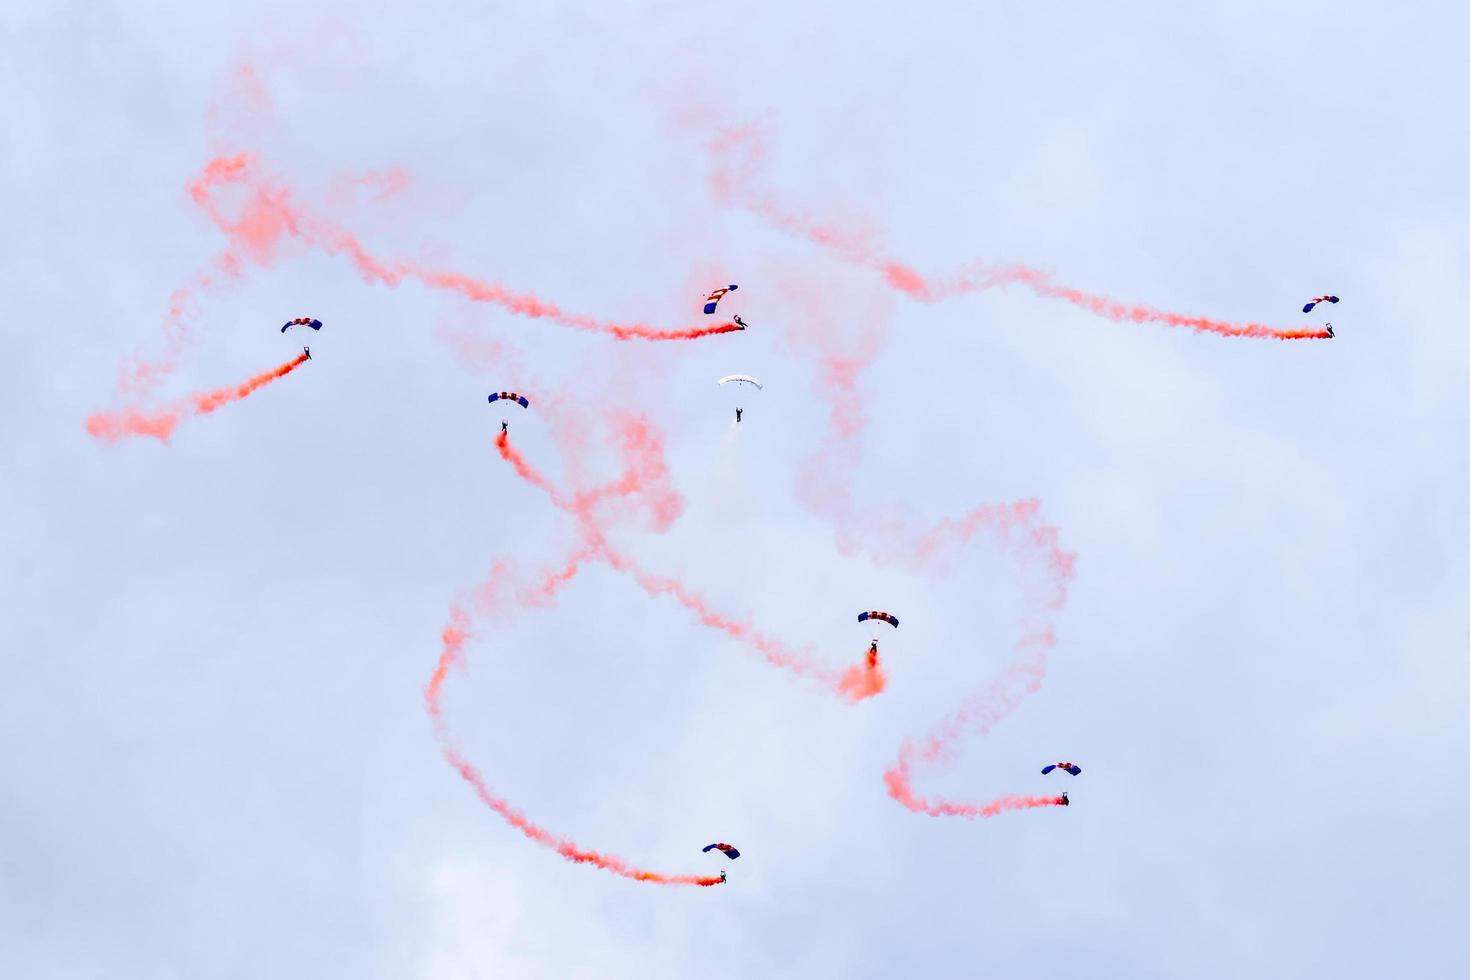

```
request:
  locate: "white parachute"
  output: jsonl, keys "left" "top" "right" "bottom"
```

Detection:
{"left": 716, "top": 375, "right": 764, "bottom": 389}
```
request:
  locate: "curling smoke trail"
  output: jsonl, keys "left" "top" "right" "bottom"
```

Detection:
{"left": 878, "top": 505, "right": 1075, "bottom": 816}
{"left": 426, "top": 601, "right": 722, "bottom": 886}
{"left": 707, "top": 122, "right": 1330, "bottom": 341}
{"left": 86, "top": 351, "right": 309, "bottom": 443}
{"left": 764, "top": 248, "right": 1080, "bottom": 816}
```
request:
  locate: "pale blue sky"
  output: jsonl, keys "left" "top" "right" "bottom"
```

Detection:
{"left": 3, "top": 2, "right": 1467, "bottom": 977}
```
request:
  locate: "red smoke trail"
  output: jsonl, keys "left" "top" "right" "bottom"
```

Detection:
{"left": 187, "top": 152, "right": 745, "bottom": 342}
{"left": 885, "top": 262, "right": 1334, "bottom": 340}
{"left": 86, "top": 351, "right": 308, "bottom": 443}
{"left": 489, "top": 418, "right": 882, "bottom": 700}
{"left": 707, "top": 122, "right": 1330, "bottom": 341}
{"left": 495, "top": 431, "right": 566, "bottom": 506}
{"left": 838, "top": 644, "right": 886, "bottom": 702}
{"left": 425, "top": 600, "right": 722, "bottom": 886}
{"left": 602, "top": 546, "right": 883, "bottom": 700}
{"left": 875, "top": 502, "right": 1076, "bottom": 817}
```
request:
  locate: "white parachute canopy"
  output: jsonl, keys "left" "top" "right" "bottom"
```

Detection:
{"left": 716, "top": 375, "right": 764, "bottom": 389}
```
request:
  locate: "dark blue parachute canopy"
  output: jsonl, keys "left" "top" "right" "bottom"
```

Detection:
{"left": 488, "top": 391, "right": 530, "bottom": 408}
{"left": 1041, "top": 762, "right": 1082, "bottom": 776}
{"left": 703, "top": 284, "right": 738, "bottom": 315}
{"left": 281, "top": 317, "right": 323, "bottom": 332}
{"left": 702, "top": 842, "right": 740, "bottom": 859}
{"left": 1302, "top": 295, "right": 1339, "bottom": 314}
{"left": 858, "top": 610, "right": 899, "bottom": 628}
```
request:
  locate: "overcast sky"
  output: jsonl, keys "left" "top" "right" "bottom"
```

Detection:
{"left": 3, "top": 2, "right": 1468, "bottom": 978}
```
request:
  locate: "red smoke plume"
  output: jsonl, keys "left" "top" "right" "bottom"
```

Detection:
{"left": 87, "top": 351, "right": 308, "bottom": 443}
{"left": 837, "top": 644, "right": 886, "bottom": 702}
{"left": 708, "top": 122, "right": 1330, "bottom": 341}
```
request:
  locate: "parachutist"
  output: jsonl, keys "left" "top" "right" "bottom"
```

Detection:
{"left": 735, "top": 407, "right": 743, "bottom": 423}
{"left": 719, "top": 870, "right": 727, "bottom": 883}
{"left": 733, "top": 315, "right": 748, "bottom": 330}
{"left": 869, "top": 640, "right": 878, "bottom": 656}
{"left": 501, "top": 419, "right": 509, "bottom": 435}
{"left": 303, "top": 346, "right": 311, "bottom": 360}
{"left": 1325, "top": 323, "right": 1334, "bottom": 338}
{"left": 1059, "top": 792, "right": 1070, "bottom": 806}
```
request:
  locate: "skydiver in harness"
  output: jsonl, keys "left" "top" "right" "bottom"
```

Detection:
{"left": 735, "top": 407, "right": 743, "bottom": 423}
{"left": 719, "top": 870, "right": 727, "bottom": 883}
{"left": 1059, "top": 792, "right": 1070, "bottom": 806}
{"left": 303, "top": 346, "right": 311, "bottom": 360}
{"left": 1324, "top": 322, "right": 1334, "bottom": 338}
{"left": 733, "top": 315, "right": 748, "bottom": 330}
{"left": 501, "top": 419, "right": 509, "bottom": 435}
{"left": 869, "top": 640, "right": 878, "bottom": 656}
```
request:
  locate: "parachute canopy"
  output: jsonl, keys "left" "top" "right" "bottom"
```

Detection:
{"left": 858, "top": 611, "right": 899, "bottom": 628}
{"left": 488, "top": 392, "right": 530, "bottom": 408}
{"left": 281, "top": 317, "right": 322, "bottom": 333}
{"left": 716, "top": 374, "right": 763, "bottom": 389}
{"left": 1042, "top": 763, "right": 1082, "bottom": 776}
{"left": 1302, "top": 295, "right": 1339, "bottom": 314}
{"left": 702, "top": 842, "right": 741, "bottom": 860}
{"left": 703, "top": 284, "right": 738, "bottom": 315}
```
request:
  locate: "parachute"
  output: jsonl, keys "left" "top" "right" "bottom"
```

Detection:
{"left": 716, "top": 375, "right": 763, "bottom": 389}
{"left": 858, "top": 611, "right": 899, "bottom": 628}
{"left": 280, "top": 317, "right": 322, "bottom": 333}
{"left": 702, "top": 842, "right": 741, "bottom": 860}
{"left": 1301, "top": 295, "right": 1339, "bottom": 314}
{"left": 703, "top": 284, "right": 738, "bottom": 315}
{"left": 487, "top": 391, "right": 530, "bottom": 408}
{"left": 1041, "top": 762, "right": 1082, "bottom": 776}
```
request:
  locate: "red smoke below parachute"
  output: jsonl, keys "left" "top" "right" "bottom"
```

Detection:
{"left": 86, "top": 351, "right": 308, "bottom": 443}
{"left": 837, "top": 644, "right": 886, "bottom": 702}
{"left": 707, "top": 122, "right": 1330, "bottom": 341}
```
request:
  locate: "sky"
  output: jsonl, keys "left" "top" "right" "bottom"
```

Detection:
{"left": 3, "top": 1, "right": 1468, "bottom": 977}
